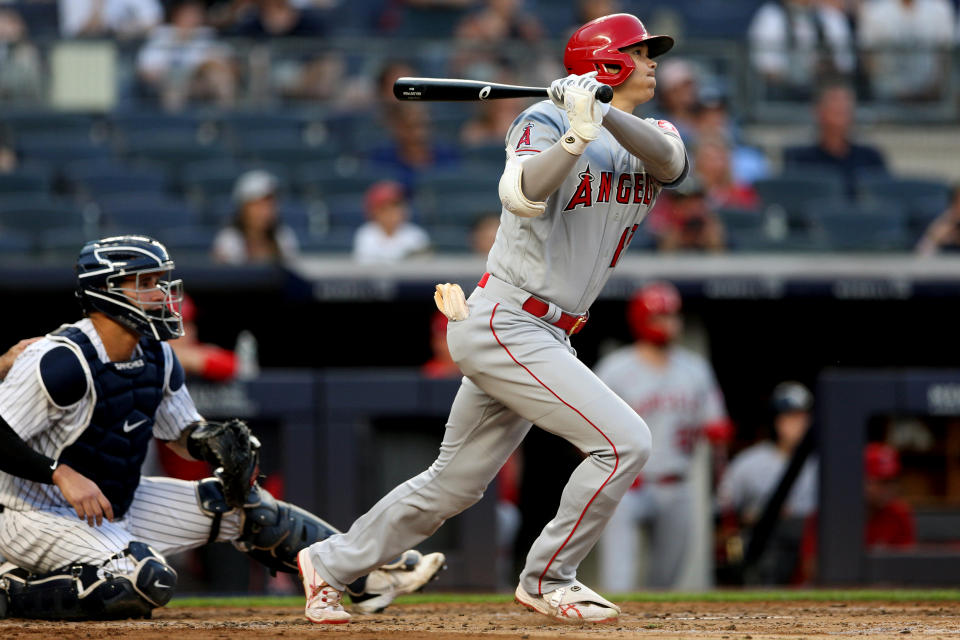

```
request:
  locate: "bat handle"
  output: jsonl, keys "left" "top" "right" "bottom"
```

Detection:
{"left": 596, "top": 85, "right": 613, "bottom": 104}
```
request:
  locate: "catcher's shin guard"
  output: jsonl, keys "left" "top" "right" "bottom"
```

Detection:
{"left": 197, "top": 478, "right": 341, "bottom": 575}
{"left": 0, "top": 543, "right": 176, "bottom": 620}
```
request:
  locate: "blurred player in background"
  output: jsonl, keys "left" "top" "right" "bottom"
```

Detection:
{"left": 595, "top": 281, "right": 732, "bottom": 590}
{"left": 716, "top": 381, "right": 818, "bottom": 584}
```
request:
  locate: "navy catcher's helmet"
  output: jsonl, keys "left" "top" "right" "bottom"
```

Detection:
{"left": 75, "top": 235, "right": 184, "bottom": 341}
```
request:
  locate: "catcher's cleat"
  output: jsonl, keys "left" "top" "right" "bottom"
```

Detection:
{"left": 514, "top": 581, "right": 620, "bottom": 623}
{"left": 350, "top": 550, "right": 447, "bottom": 614}
{"left": 296, "top": 549, "right": 350, "bottom": 624}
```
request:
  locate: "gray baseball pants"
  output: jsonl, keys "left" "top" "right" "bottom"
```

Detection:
{"left": 309, "top": 275, "right": 651, "bottom": 595}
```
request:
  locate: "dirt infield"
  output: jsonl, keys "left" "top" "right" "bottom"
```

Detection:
{"left": 2, "top": 600, "right": 959, "bottom": 639}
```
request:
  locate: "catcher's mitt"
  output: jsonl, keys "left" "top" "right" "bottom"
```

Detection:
{"left": 188, "top": 419, "right": 262, "bottom": 507}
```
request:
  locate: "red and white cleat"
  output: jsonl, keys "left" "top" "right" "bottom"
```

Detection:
{"left": 514, "top": 581, "right": 620, "bottom": 623}
{"left": 297, "top": 548, "right": 351, "bottom": 624}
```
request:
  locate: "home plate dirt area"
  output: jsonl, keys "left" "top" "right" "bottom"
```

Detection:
{"left": 2, "top": 600, "right": 959, "bottom": 639}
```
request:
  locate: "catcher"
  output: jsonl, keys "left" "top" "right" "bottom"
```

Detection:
{"left": 0, "top": 235, "right": 445, "bottom": 621}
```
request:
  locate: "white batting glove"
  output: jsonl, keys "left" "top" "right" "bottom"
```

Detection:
{"left": 560, "top": 85, "right": 603, "bottom": 155}
{"left": 549, "top": 72, "right": 611, "bottom": 115}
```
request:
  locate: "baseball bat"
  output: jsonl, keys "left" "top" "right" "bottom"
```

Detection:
{"left": 393, "top": 77, "right": 614, "bottom": 104}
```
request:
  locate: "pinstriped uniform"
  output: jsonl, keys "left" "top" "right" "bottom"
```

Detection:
{"left": 309, "top": 101, "right": 687, "bottom": 596}
{"left": 0, "top": 319, "right": 241, "bottom": 574}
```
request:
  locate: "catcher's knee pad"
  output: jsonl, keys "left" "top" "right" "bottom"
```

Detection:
{"left": 0, "top": 542, "right": 176, "bottom": 620}
{"left": 199, "top": 478, "right": 341, "bottom": 575}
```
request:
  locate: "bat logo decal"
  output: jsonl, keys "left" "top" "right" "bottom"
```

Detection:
{"left": 479, "top": 86, "right": 492, "bottom": 100}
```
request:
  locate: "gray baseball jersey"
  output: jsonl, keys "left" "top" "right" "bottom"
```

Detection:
{"left": 717, "top": 442, "right": 819, "bottom": 522}
{"left": 594, "top": 344, "right": 729, "bottom": 590}
{"left": 307, "top": 100, "right": 689, "bottom": 597}
{"left": 0, "top": 319, "right": 242, "bottom": 574}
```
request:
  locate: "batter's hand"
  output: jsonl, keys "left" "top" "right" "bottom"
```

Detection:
{"left": 563, "top": 85, "right": 604, "bottom": 149}
{"left": 549, "top": 72, "right": 609, "bottom": 111}
{"left": 53, "top": 463, "right": 114, "bottom": 527}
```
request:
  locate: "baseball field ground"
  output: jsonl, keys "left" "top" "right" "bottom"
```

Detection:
{"left": 2, "top": 590, "right": 958, "bottom": 639}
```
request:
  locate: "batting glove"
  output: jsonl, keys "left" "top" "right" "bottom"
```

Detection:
{"left": 549, "top": 72, "right": 611, "bottom": 115}
{"left": 561, "top": 85, "right": 604, "bottom": 155}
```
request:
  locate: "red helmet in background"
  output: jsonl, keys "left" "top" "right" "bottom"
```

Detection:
{"left": 865, "top": 443, "right": 901, "bottom": 480}
{"left": 628, "top": 281, "right": 681, "bottom": 344}
{"left": 564, "top": 13, "right": 675, "bottom": 87}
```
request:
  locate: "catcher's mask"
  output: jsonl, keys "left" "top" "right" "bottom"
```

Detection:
{"left": 564, "top": 13, "right": 674, "bottom": 87}
{"left": 75, "top": 235, "right": 184, "bottom": 341}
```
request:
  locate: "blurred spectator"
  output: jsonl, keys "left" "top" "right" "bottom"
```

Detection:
{"left": 694, "top": 83, "right": 771, "bottom": 184}
{"left": 335, "top": 59, "right": 416, "bottom": 116}
{"left": 716, "top": 381, "right": 818, "bottom": 585}
{"left": 230, "top": 0, "right": 326, "bottom": 36}
{"left": 655, "top": 176, "right": 727, "bottom": 253}
{"left": 137, "top": 0, "right": 237, "bottom": 111}
{"left": 169, "top": 293, "right": 239, "bottom": 382}
{"left": 748, "top": 0, "right": 855, "bottom": 100}
{"left": 783, "top": 83, "right": 887, "bottom": 198}
{"left": 353, "top": 180, "right": 431, "bottom": 264}
{"left": 59, "top": 0, "right": 163, "bottom": 39}
{"left": 693, "top": 136, "right": 761, "bottom": 211}
{"left": 653, "top": 58, "right": 700, "bottom": 143}
{"left": 858, "top": 0, "right": 956, "bottom": 102}
{"left": 460, "top": 68, "right": 528, "bottom": 146}
{"left": 0, "top": 9, "right": 42, "bottom": 103}
{"left": 422, "top": 311, "right": 460, "bottom": 379}
{"left": 797, "top": 442, "right": 916, "bottom": 583}
{"left": 596, "top": 281, "right": 733, "bottom": 590}
{"left": 916, "top": 183, "right": 960, "bottom": 255}
{"left": 454, "top": 0, "right": 544, "bottom": 43}
{"left": 0, "top": 134, "right": 19, "bottom": 173}
{"left": 367, "top": 103, "right": 460, "bottom": 189}
{"left": 211, "top": 169, "right": 300, "bottom": 265}
{"left": 470, "top": 213, "right": 500, "bottom": 256}
{"left": 575, "top": 0, "right": 621, "bottom": 24}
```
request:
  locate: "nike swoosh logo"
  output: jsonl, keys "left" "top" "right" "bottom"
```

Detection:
{"left": 123, "top": 419, "right": 147, "bottom": 433}
{"left": 154, "top": 580, "right": 171, "bottom": 589}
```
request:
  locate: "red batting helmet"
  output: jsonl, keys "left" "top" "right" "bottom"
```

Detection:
{"left": 564, "top": 13, "right": 675, "bottom": 87}
{"left": 628, "top": 281, "right": 681, "bottom": 344}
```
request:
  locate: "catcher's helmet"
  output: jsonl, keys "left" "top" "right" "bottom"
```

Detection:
{"left": 75, "top": 235, "right": 184, "bottom": 341}
{"left": 628, "top": 281, "right": 681, "bottom": 344}
{"left": 564, "top": 13, "right": 675, "bottom": 87}
{"left": 770, "top": 381, "right": 813, "bottom": 415}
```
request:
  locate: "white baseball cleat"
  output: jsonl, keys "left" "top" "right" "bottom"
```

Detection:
{"left": 350, "top": 550, "right": 447, "bottom": 614}
{"left": 296, "top": 548, "right": 351, "bottom": 624}
{"left": 514, "top": 580, "right": 621, "bottom": 623}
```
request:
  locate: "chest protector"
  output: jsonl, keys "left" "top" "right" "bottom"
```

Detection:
{"left": 56, "top": 327, "right": 166, "bottom": 519}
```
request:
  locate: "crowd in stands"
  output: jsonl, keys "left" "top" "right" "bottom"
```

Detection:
{"left": 0, "top": 0, "right": 957, "bottom": 259}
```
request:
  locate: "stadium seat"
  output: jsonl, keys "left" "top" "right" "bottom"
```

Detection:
{"left": 857, "top": 175, "right": 950, "bottom": 213}
{"left": 754, "top": 173, "right": 846, "bottom": 227}
{"left": 1, "top": 112, "right": 95, "bottom": 136}
{"left": 16, "top": 137, "right": 112, "bottom": 166}
{"left": 314, "top": 194, "right": 366, "bottom": 229}
{"left": 416, "top": 189, "right": 500, "bottom": 226}
{"left": 301, "top": 227, "right": 356, "bottom": 253}
{"left": 297, "top": 168, "right": 380, "bottom": 199}
{"left": 235, "top": 136, "right": 339, "bottom": 169}
{"left": 0, "top": 168, "right": 51, "bottom": 196}
{"left": 802, "top": 199, "right": 908, "bottom": 251}
{"left": 0, "top": 194, "right": 85, "bottom": 234}
{"left": 427, "top": 224, "right": 472, "bottom": 254}
{"left": 68, "top": 164, "right": 170, "bottom": 199}
{"left": 95, "top": 194, "right": 198, "bottom": 232}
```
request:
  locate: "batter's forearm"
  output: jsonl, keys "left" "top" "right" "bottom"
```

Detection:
{"left": 601, "top": 108, "right": 686, "bottom": 183}
{"left": 518, "top": 143, "right": 583, "bottom": 202}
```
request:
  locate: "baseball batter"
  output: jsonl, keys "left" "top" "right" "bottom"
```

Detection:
{"left": 298, "top": 14, "right": 688, "bottom": 624}
{"left": 595, "top": 282, "right": 731, "bottom": 591}
{"left": 0, "top": 235, "right": 444, "bottom": 621}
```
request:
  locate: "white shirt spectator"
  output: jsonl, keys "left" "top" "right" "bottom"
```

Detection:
{"left": 211, "top": 225, "right": 300, "bottom": 265}
{"left": 352, "top": 222, "right": 431, "bottom": 264}
{"left": 858, "top": 0, "right": 956, "bottom": 99}
{"left": 137, "top": 25, "right": 229, "bottom": 79}
{"left": 59, "top": 0, "right": 162, "bottom": 39}
{"left": 749, "top": 1, "right": 855, "bottom": 88}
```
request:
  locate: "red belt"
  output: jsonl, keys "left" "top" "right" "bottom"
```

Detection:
{"left": 478, "top": 272, "right": 588, "bottom": 336}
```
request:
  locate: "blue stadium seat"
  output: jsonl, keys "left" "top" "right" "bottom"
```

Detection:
{"left": 111, "top": 112, "right": 212, "bottom": 140}
{"left": 857, "top": 176, "right": 950, "bottom": 213}
{"left": 235, "top": 136, "right": 339, "bottom": 168}
{"left": 0, "top": 194, "right": 84, "bottom": 233}
{"left": 95, "top": 194, "right": 198, "bottom": 232}
{"left": 316, "top": 194, "right": 366, "bottom": 229}
{"left": 1, "top": 112, "right": 94, "bottom": 136}
{"left": 16, "top": 138, "right": 112, "bottom": 166}
{"left": 157, "top": 227, "right": 218, "bottom": 254}
{"left": 181, "top": 160, "right": 291, "bottom": 205}
{"left": 0, "top": 168, "right": 51, "bottom": 196}
{"left": 301, "top": 227, "right": 356, "bottom": 253}
{"left": 0, "top": 230, "right": 34, "bottom": 255}
{"left": 416, "top": 189, "right": 500, "bottom": 226}
{"left": 803, "top": 199, "right": 908, "bottom": 251}
{"left": 755, "top": 172, "right": 846, "bottom": 227}
{"left": 426, "top": 224, "right": 471, "bottom": 254}
{"left": 297, "top": 168, "right": 380, "bottom": 199}
{"left": 69, "top": 164, "right": 170, "bottom": 199}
